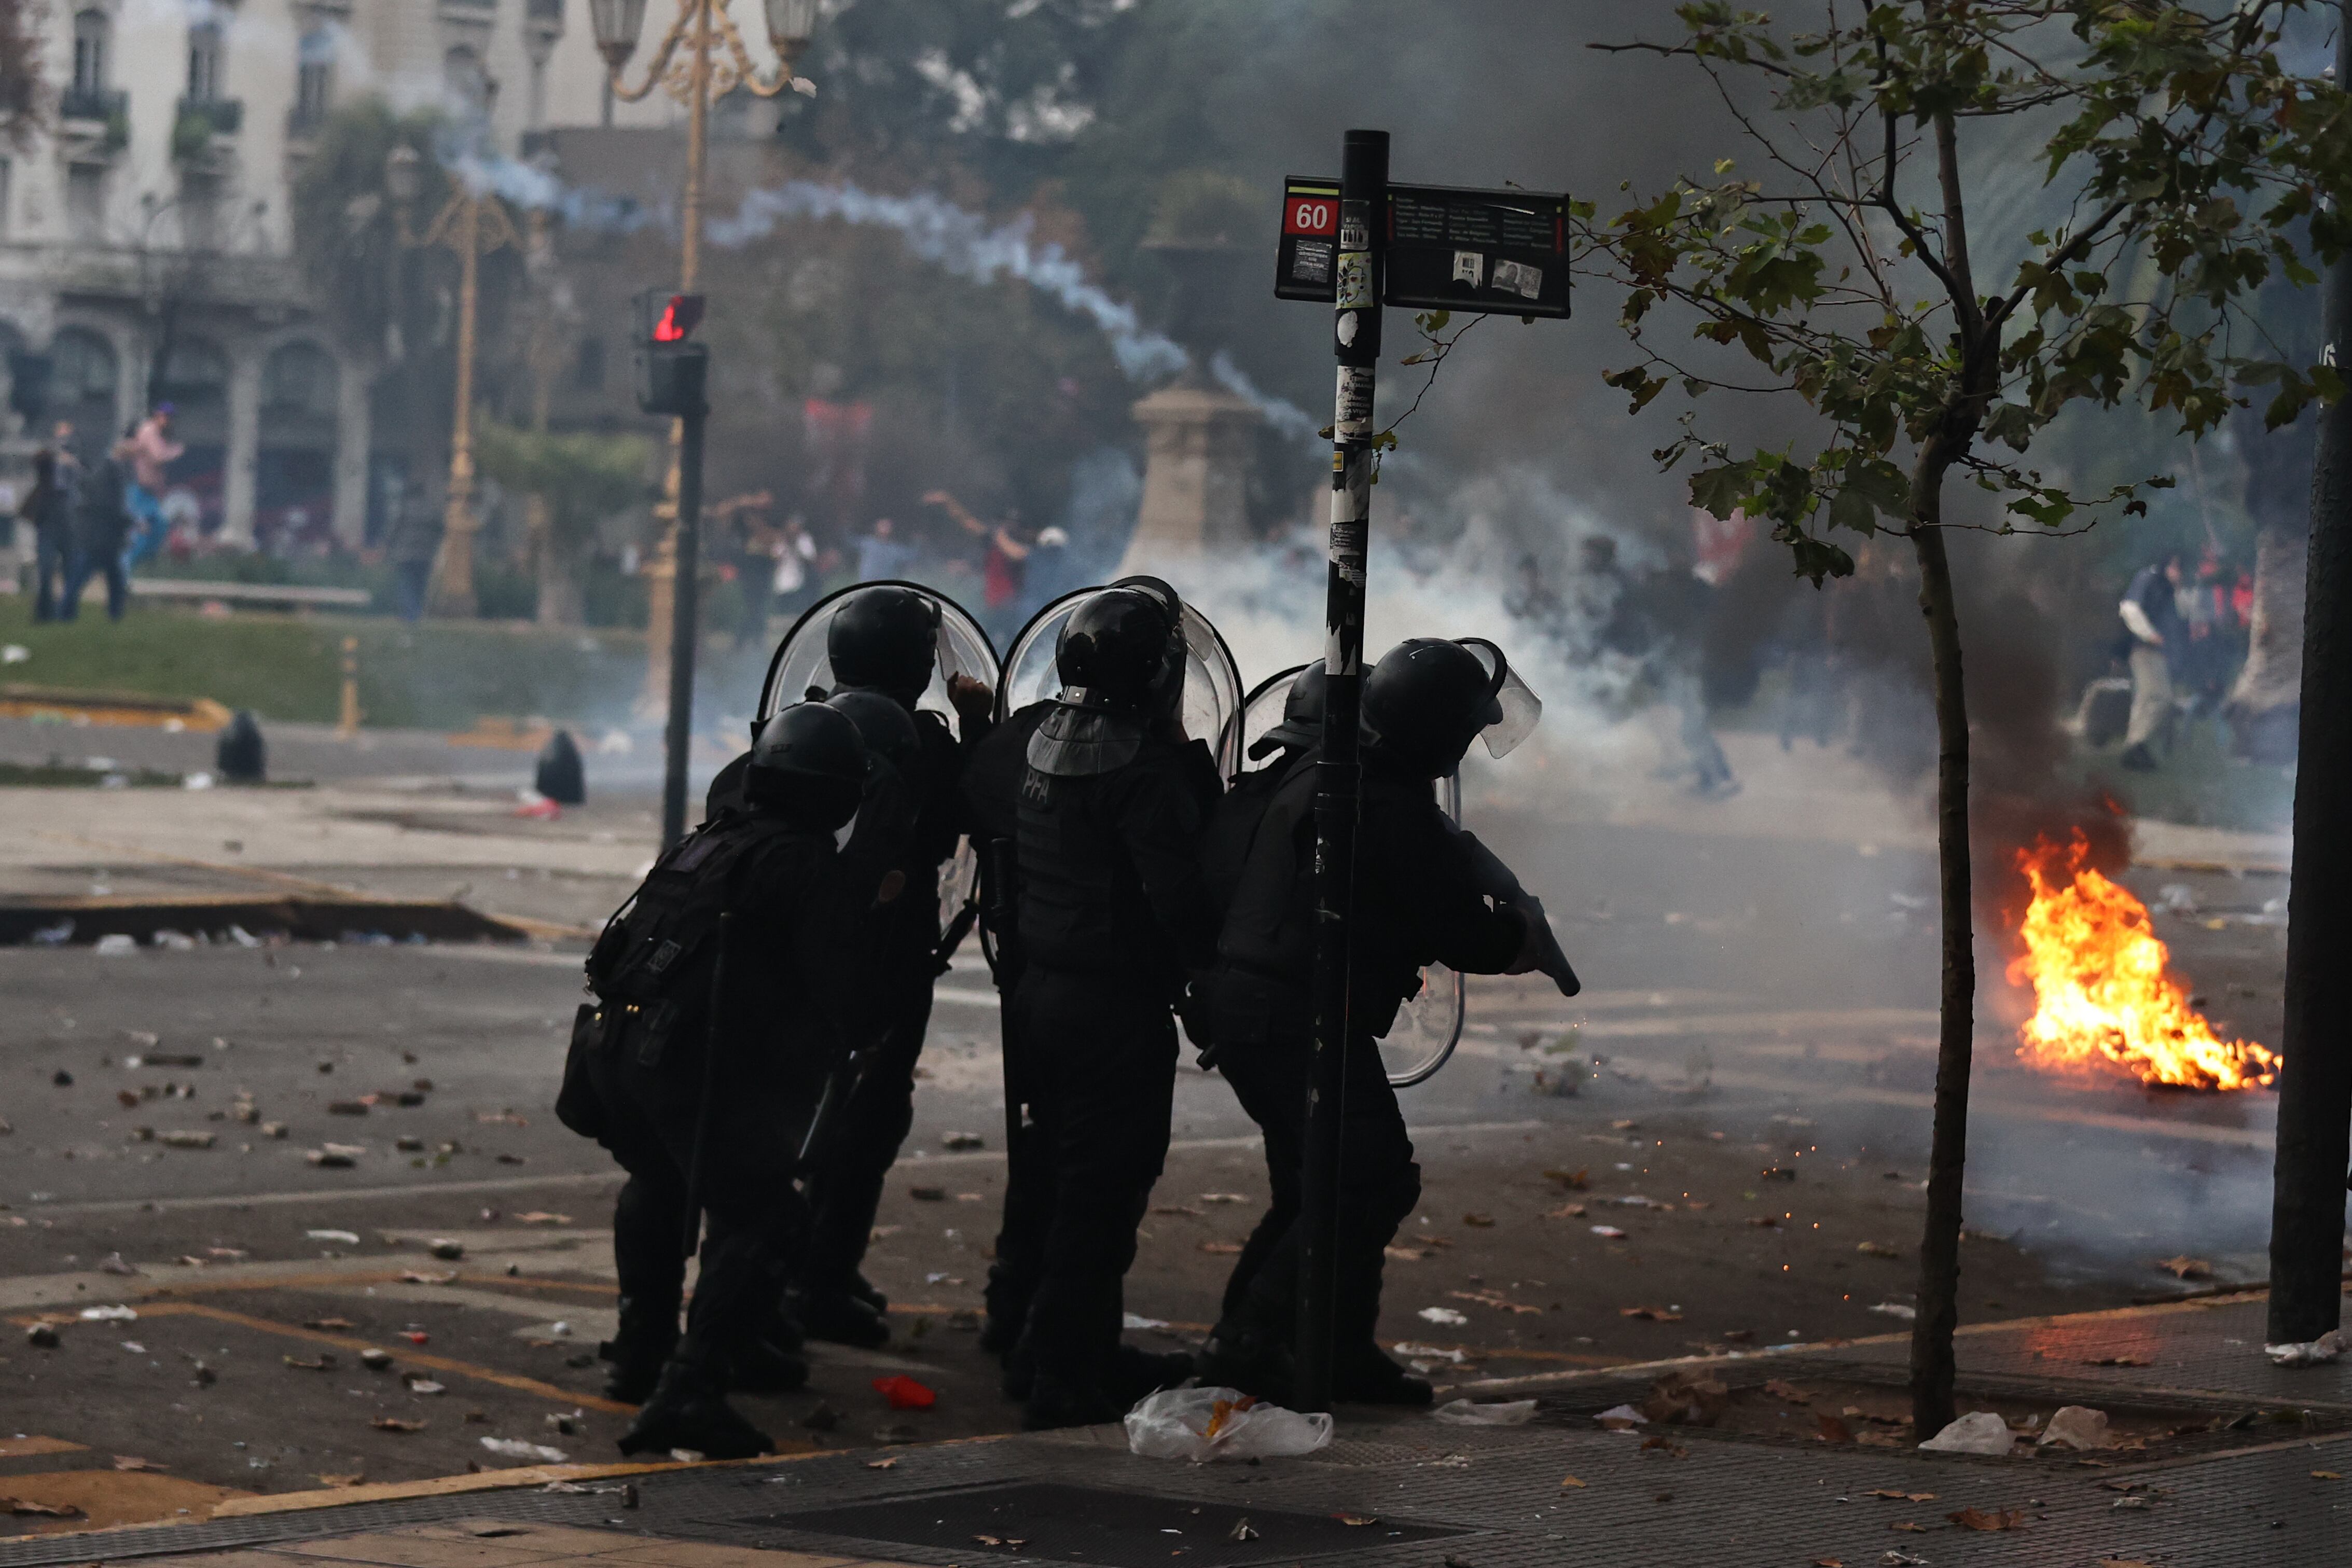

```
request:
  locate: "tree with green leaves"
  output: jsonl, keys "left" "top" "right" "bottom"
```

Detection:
{"left": 472, "top": 423, "right": 653, "bottom": 627}
{"left": 1577, "top": 1, "right": 2350, "bottom": 1433}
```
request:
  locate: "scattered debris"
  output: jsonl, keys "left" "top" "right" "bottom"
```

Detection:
{"left": 1856, "top": 1241, "right": 1900, "bottom": 1258}
{"left": 1543, "top": 1167, "right": 1589, "bottom": 1189}
{"left": 316, "top": 1473, "right": 365, "bottom": 1488}
{"left": 515, "top": 1212, "right": 571, "bottom": 1225}
{"left": 1229, "top": 1517, "right": 1260, "bottom": 1541}
{"left": 284, "top": 1355, "right": 336, "bottom": 1371}
{"left": 2083, "top": 1355, "right": 2150, "bottom": 1368}
{"left": 1643, "top": 1371, "right": 1729, "bottom": 1427}
{"left": 479, "top": 1437, "right": 567, "bottom": 1463}
{"left": 1947, "top": 1506, "right": 2027, "bottom": 1531}
{"left": 1197, "top": 1240, "right": 1243, "bottom": 1254}
{"left": 909, "top": 1186, "right": 948, "bottom": 1202}
{"left": 98, "top": 1252, "right": 139, "bottom": 1275}
{"left": 2157, "top": 1255, "right": 2214, "bottom": 1280}
{"left": 1433, "top": 1399, "right": 1537, "bottom": 1426}
{"left": 1590, "top": 1225, "right": 1628, "bottom": 1239}
{"left": 1763, "top": 1379, "right": 1811, "bottom": 1405}
{"left": 1462, "top": 1212, "right": 1496, "bottom": 1227}
{"left": 428, "top": 1239, "right": 465, "bottom": 1260}
{"left": 370, "top": 1417, "right": 426, "bottom": 1433}
{"left": 1918, "top": 1410, "right": 2015, "bottom": 1455}
{"left": 943, "top": 1132, "right": 985, "bottom": 1150}
{"left": 873, "top": 1375, "right": 936, "bottom": 1411}
{"left": 1199, "top": 1193, "right": 1248, "bottom": 1204}
{"left": 306, "top": 1149, "right": 357, "bottom": 1169}
{"left": 79, "top": 1305, "right": 136, "bottom": 1322}
{"left": 1866, "top": 1490, "right": 1936, "bottom": 1502}
{"left": 2038, "top": 1405, "right": 2110, "bottom": 1451}
{"left": 1619, "top": 1306, "right": 1682, "bottom": 1322}
{"left": 0, "top": 1498, "right": 82, "bottom": 1518}
{"left": 1594, "top": 1405, "right": 1648, "bottom": 1432}
{"left": 112, "top": 1456, "right": 167, "bottom": 1472}
{"left": 398, "top": 1272, "right": 456, "bottom": 1286}
{"left": 1814, "top": 1414, "right": 1855, "bottom": 1445}
{"left": 25, "top": 1323, "right": 60, "bottom": 1349}
{"left": 359, "top": 1349, "right": 393, "bottom": 1371}
{"left": 2265, "top": 1328, "right": 2346, "bottom": 1367}
{"left": 1126, "top": 1386, "right": 1333, "bottom": 1461}
{"left": 1336, "top": 1513, "right": 1380, "bottom": 1526}
{"left": 1417, "top": 1307, "right": 1469, "bottom": 1327}
{"left": 1867, "top": 1302, "right": 1917, "bottom": 1321}
{"left": 862, "top": 1457, "right": 896, "bottom": 1469}
{"left": 1559, "top": 1476, "right": 1586, "bottom": 1489}
{"left": 305, "top": 1317, "right": 357, "bottom": 1331}
{"left": 1542, "top": 1203, "right": 1587, "bottom": 1219}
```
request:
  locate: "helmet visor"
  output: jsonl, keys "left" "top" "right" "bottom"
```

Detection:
{"left": 1460, "top": 638, "right": 1543, "bottom": 759}
{"left": 758, "top": 581, "right": 999, "bottom": 722}
{"left": 1000, "top": 587, "right": 1247, "bottom": 779}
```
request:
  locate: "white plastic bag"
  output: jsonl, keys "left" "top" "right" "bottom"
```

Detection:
{"left": 2265, "top": 1328, "right": 2346, "bottom": 1367}
{"left": 1918, "top": 1410, "right": 2014, "bottom": 1455}
{"left": 1124, "top": 1386, "right": 1333, "bottom": 1462}
{"left": 1433, "top": 1398, "right": 1537, "bottom": 1426}
{"left": 2037, "top": 1405, "right": 2109, "bottom": 1450}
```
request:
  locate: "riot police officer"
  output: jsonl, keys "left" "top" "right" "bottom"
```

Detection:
{"left": 559, "top": 702, "right": 884, "bottom": 1459}
{"left": 1201, "top": 637, "right": 1556, "bottom": 1406}
{"left": 1008, "top": 578, "right": 1221, "bottom": 1427}
{"left": 790, "top": 586, "right": 995, "bottom": 1346}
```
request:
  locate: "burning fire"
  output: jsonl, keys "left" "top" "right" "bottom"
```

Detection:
{"left": 2009, "top": 835, "right": 2278, "bottom": 1091}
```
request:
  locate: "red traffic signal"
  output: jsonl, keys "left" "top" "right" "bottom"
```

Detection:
{"left": 635, "top": 290, "right": 705, "bottom": 344}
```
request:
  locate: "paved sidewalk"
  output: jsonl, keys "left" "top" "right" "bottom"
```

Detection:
{"left": 2, "top": 1291, "right": 2342, "bottom": 1567}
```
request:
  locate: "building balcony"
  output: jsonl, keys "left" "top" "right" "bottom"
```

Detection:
{"left": 59, "top": 86, "right": 129, "bottom": 155}
{"left": 60, "top": 86, "right": 126, "bottom": 124}
{"left": 173, "top": 97, "right": 243, "bottom": 162}
{"left": 287, "top": 100, "right": 330, "bottom": 141}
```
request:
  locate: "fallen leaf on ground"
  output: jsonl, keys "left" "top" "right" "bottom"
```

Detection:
{"left": 112, "top": 1456, "right": 167, "bottom": 1471}
{"left": 1856, "top": 1241, "right": 1900, "bottom": 1257}
{"left": 2085, "top": 1355, "right": 2151, "bottom": 1367}
{"left": 399, "top": 1270, "right": 456, "bottom": 1286}
{"left": 372, "top": 1417, "right": 426, "bottom": 1433}
{"left": 1559, "top": 1475, "right": 1586, "bottom": 1488}
{"left": 304, "top": 1317, "right": 356, "bottom": 1330}
{"left": 1619, "top": 1306, "right": 1683, "bottom": 1322}
{"left": 1764, "top": 1379, "right": 1812, "bottom": 1404}
{"left": 2157, "top": 1255, "right": 2213, "bottom": 1280}
{"left": 2314, "top": 1470, "right": 2343, "bottom": 1480}
{"left": 1815, "top": 1414, "right": 1855, "bottom": 1444}
{"left": 1385, "top": 1246, "right": 1427, "bottom": 1260}
{"left": 1200, "top": 1192, "right": 1248, "bottom": 1204}
{"left": 863, "top": 1458, "right": 897, "bottom": 1469}
{"left": 1887, "top": 1521, "right": 1929, "bottom": 1533}
{"left": 2095, "top": 1560, "right": 2157, "bottom": 1568}
{"left": 1334, "top": 1514, "right": 1379, "bottom": 1526}
{"left": 1198, "top": 1240, "right": 1244, "bottom": 1254}
{"left": 1462, "top": 1213, "right": 1496, "bottom": 1227}
{"left": 1544, "top": 1203, "right": 1588, "bottom": 1219}
{"left": 1946, "top": 1507, "right": 2026, "bottom": 1532}
{"left": 973, "top": 1534, "right": 1026, "bottom": 1548}
{"left": 1543, "top": 1167, "right": 1589, "bottom": 1188}
{"left": 1813, "top": 1559, "right": 1844, "bottom": 1567}
{"left": 0, "top": 1498, "right": 82, "bottom": 1517}
{"left": 1450, "top": 1289, "right": 1543, "bottom": 1314}
{"left": 516, "top": 1212, "right": 571, "bottom": 1225}
{"left": 1640, "top": 1435, "right": 1689, "bottom": 1458}
{"left": 283, "top": 1354, "right": 335, "bottom": 1371}
{"left": 315, "top": 1473, "right": 364, "bottom": 1487}
{"left": 1746, "top": 1215, "right": 1781, "bottom": 1228}
{"left": 1866, "top": 1489, "right": 1936, "bottom": 1502}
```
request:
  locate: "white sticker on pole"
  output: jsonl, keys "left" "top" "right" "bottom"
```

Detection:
{"left": 1334, "top": 366, "right": 1375, "bottom": 441}
{"left": 1336, "top": 251, "right": 1374, "bottom": 311}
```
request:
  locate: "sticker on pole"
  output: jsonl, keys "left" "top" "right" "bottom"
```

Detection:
{"left": 1274, "top": 175, "right": 1572, "bottom": 318}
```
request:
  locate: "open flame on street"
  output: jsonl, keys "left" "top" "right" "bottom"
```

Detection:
{"left": 2009, "top": 834, "right": 2278, "bottom": 1091}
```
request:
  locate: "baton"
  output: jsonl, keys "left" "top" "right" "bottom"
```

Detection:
{"left": 680, "top": 912, "right": 732, "bottom": 1259}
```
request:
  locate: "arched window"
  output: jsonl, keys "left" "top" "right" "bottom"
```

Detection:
{"left": 262, "top": 341, "right": 336, "bottom": 419}
{"left": 72, "top": 9, "right": 109, "bottom": 96}
{"left": 156, "top": 337, "right": 228, "bottom": 408}
{"left": 53, "top": 327, "right": 116, "bottom": 405}
{"left": 295, "top": 27, "right": 335, "bottom": 131}
{"left": 187, "top": 20, "right": 223, "bottom": 102}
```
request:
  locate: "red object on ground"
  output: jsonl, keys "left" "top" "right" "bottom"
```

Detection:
{"left": 871, "top": 1374, "right": 936, "bottom": 1411}
{"left": 400, "top": 1331, "right": 429, "bottom": 1345}
{"left": 513, "top": 796, "right": 561, "bottom": 821}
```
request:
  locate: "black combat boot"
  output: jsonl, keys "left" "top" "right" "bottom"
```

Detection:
{"left": 729, "top": 1337, "right": 809, "bottom": 1394}
{"left": 1105, "top": 1342, "right": 1194, "bottom": 1407}
{"left": 847, "top": 1270, "right": 889, "bottom": 1313}
{"left": 617, "top": 1356, "right": 774, "bottom": 1460}
{"left": 790, "top": 1286, "right": 891, "bottom": 1349}
{"left": 598, "top": 1295, "right": 680, "bottom": 1405}
{"left": 1332, "top": 1342, "right": 1433, "bottom": 1407}
{"left": 1020, "top": 1370, "right": 1123, "bottom": 1432}
{"left": 1196, "top": 1320, "right": 1294, "bottom": 1405}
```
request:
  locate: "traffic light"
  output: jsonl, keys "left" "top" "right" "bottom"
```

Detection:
{"left": 633, "top": 289, "right": 708, "bottom": 417}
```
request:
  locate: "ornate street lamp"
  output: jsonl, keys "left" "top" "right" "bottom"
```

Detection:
{"left": 591, "top": 0, "right": 817, "bottom": 709}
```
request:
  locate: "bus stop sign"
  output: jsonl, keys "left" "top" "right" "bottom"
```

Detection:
{"left": 1275, "top": 175, "right": 1571, "bottom": 318}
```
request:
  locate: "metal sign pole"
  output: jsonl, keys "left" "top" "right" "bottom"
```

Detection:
{"left": 1296, "top": 127, "right": 1386, "bottom": 1416}
{"left": 660, "top": 379, "right": 708, "bottom": 848}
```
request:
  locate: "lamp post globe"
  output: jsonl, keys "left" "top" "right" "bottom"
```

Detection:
{"left": 764, "top": 0, "right": 819, "bottom": 51}
{"left": 588, "top": 0, "right": 651, "bottom": 68}
{"left": 384, "top": 143, "right": 421, "bottom": 206}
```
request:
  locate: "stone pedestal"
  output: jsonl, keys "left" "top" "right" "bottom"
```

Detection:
{"left": 1118, "top": 380, "right": 1258, "bottom": 577}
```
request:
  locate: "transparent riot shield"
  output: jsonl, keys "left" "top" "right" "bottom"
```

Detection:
{"left": 996, "top": 587, "right": 1246, "bottom": 780}
{"left": 758, "top": 581, "right": 1000, "bottom": 950}
{"left": 1237, "top": 663, "right": 1467, "bottom": 1089}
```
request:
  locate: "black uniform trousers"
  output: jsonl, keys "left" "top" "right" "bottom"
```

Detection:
{"left": 1211, "top": 969, "right": 1421, "bottom": 1356}
{"left": 799, "top": 906, "right": 939, "bottom": 1295}
{"left": 984, "top": 976, "right": 1053, "bottom": 1337}
{"left": 1009, "top": 964, "right": 1178, "bottom": 1389}
{"left": 587, "top": 1014, "right": 809, "bottom": 1374}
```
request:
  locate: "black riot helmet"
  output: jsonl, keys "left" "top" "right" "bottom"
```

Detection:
{"left": 1054, "top": 584, "right": 1185, "bottom": 716}
{"left": 825, "top": 687, "right": 920, "bottom": 776}
{"left": 1250, "top": 660, "right": 1327, "bottom": 760}
{"left": 826, "top": 585, "right": 941, "bottom": 705}
{"left": 1362, "top": 637, "right": 1543, "bottom": 778}
{"left": 745, "top": 701, "right": 867, "bottom": 831}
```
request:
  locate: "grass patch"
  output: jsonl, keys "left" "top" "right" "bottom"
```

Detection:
{"left": 0, "top": 759, "right": 185, "bottom": 787}
{"left": 0, "top": 597, "right": 655, "bottom": 730}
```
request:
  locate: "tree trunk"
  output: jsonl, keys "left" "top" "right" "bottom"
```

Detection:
{"left": 1907, "top": 509, "right": 1975, "bottom": 1439}
{"left": 2227, "top": 514, "right": 2305, "bottom": 762}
